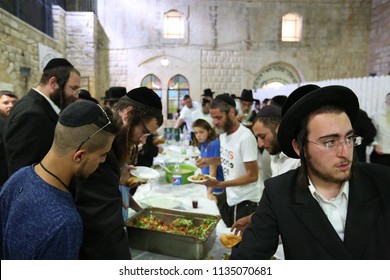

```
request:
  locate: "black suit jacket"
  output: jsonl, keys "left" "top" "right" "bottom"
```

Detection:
{"left": 231, "top": 162, "right": 390, "bottom": 259}
{"left": 73, "top": 149, "right": 132, "bottom": 260}
{"left": 353, "top": 109, "right": 376, "bottom": 162}
{"left": 0, "top": 116, "right": 7, "bottom": 186}
{"left": 3, "top": 89, "right": 58, "bottom": 177}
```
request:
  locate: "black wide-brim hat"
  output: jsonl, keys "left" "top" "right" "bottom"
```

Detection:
{"left": 102, "top": 87, "right": 126, "bottom": 101}
{"left": 238, "top": 89, "right": 255, "bottom": 102}
{"left": 202, "top": 88, "right": 214, "bottom": 97}
{"left": 278, "top": 85, "right": 360, "bottom": 158}
{"left": 281, "top": 84, "right": 320, "bottom": 116}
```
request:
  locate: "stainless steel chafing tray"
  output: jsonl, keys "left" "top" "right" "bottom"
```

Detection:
{"left": 125, "top": 207, "right": 220, "bottom": 260}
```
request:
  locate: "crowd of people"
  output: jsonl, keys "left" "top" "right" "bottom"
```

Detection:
{"left": 1, "top": 57, "right": 389, "bottom": 260}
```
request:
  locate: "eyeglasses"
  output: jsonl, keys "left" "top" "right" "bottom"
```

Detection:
{"left": 70, "top": 86, "right": 80, "bottom": 97}
{"left": 76, "top": 105, "right": 112, "bottom": 152}
{"left": 307, "top": 136, "right": 363, "bottom": 152}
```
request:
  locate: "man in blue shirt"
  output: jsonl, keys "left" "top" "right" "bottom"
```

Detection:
{"left": 0, "top": 101, "right": 117, "bottom": 259}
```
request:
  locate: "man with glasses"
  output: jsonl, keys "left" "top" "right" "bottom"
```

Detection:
{"left": 0, "top": 101, "right": 117, "bottom": 259}
{"left": 3, "top": 58, "right": 81, "bottom": 179}
{"left": 73, "top": 87, "right": 163, "bottom": 260}
{"left": 231, "top": 85, "right": 390, "bottom": 259}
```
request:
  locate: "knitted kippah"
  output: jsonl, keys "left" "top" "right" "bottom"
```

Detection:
{"left": 43, "top": 58, "right": 74, "bottom": 71}
{"left": 215, "top": 93, "right": 236, "bottom": 108}
{"left": 257, "top": 105, "right": 281, "bottom": 117}
{"left": 125, "top": 87, "right": 162, "bottom": 110}
{"left": 59, "top": 100, "right": 104, "bottom": 127}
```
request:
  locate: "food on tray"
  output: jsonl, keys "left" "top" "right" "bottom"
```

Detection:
{"left": 220, "top": 233, "right": 242, "bottom": 249}
{"left": 191, "top": 174, "right": 208, "bottom": 181}
{"left": 133, "top": 214, "right": 217, "bottom": 240}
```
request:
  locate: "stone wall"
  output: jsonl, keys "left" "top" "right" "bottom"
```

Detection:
{"left": 367, "top": 0, "right": 390, "bottom": 75}
{"left": 64, "top": 11, "right": 110, "bottom": 98}
{"left": 97, "top": 0, "right": 374, "bottom": 101}
{"left": 0, "top": 8, "right": 61, "bottom": 96}
{"left": 0, "top": 6, "right": 109, "bottom": 99}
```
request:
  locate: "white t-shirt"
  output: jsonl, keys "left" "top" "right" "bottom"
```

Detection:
{"left": 270, "top": 152, "right": 300, "bottom": 177}
{"left": 219, "top": 124, "right": 261, "bottom": 206}
{"left": 372, "top": 111, "right": 390, "bottom": 154}
{"left": 192, "top": 110, "right": 213, "bottom": 126}
{"left": 178, "top": 101, "right": 201, "bottom": 132}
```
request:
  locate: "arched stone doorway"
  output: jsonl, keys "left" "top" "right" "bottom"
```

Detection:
{"left": 253, "top": 62, "right": 302, "bottom": 89}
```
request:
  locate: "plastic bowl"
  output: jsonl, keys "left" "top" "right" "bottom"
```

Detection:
{"left": 165, "top": 163, "right": 197, "bottom": 184}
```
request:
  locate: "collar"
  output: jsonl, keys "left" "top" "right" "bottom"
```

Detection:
{"left": 33, "top": 88, "right": 61, "bottom": 114}
{"left": 308, "top": 178, "right": 349, "bottom": 201}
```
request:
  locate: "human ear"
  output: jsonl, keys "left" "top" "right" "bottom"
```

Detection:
{"left": 292, "top": 139, "right": 300, "bottom": 157}
{"left": 73, "top": 150, "right": 84, "bottom": 163}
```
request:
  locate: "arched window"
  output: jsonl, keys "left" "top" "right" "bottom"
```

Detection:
{"left": 167, "top": 74, "right": 189, "bottom": 119}
{"left": 281, "top": 13, "right": 302, "bottom": 42}
{"left": 141, "top": 74, "right": 162, "bottom": 98}
{"left": 163, "top": 9, "right": 185, "bottom": 39}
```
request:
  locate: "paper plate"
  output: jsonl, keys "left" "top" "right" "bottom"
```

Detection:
{"left": 187, "top": 174, "right": 209, "bottom": 183}
{"left": 131, "top": 166, "right": 160, "bottom": 180}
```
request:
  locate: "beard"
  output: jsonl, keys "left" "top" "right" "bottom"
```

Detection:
{"left": 51, "top": 87, "right": 77, "bottom": 110}
{"left": 268, "top": 139, "right": 281, "bottom": 155}
{"left": 306, "top": 155, "right": 352, "bottom": 185}
{"left": 50, "top": 87, "right": 62, "bottom": 108}
{"left": 215, "top": 115, "right": 235, "bottom": 134}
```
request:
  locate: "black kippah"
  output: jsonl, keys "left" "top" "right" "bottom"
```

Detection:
{"left": 59, "top": 100, "right": 103, "bottom": 127}
{"left": 257, "top": 105, "right": 281, "bottom": 117}
{"left": 44, "top": 58, "right": 74, "bottom": 71}
{"left": 215, "top": 93, "right": 236, "bottom": 108}
{"left": 125, "top": 87, "right": 162, "bottom": 110}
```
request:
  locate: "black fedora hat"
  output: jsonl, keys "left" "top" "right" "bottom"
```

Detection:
{"left": 238, "top": 89, "right": 255, "bottom": 102}
{"left": 281, "top": 84, "right": 320, "bottom": 116}
{"left": 101, "top": 87, "right": 126, "bottom": 101}
{"left": 278, "top": 85, "right": 360, "bottom": 158}
{"left": 78, "top": 89, "right": 99, "bottom": 104}
{"left": 271, "top": 95, "right": 287, "bottom": 108}
{"left": 202, "top": 88, "right": 215, "bottom": 97}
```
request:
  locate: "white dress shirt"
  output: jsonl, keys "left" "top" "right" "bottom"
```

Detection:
{"left": 308, "top": 180, "right": 349, "bottom": 241}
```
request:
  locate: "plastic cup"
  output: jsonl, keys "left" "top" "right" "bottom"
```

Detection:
{"left": 192, "top": 200, "right": 198, "bottom": 208}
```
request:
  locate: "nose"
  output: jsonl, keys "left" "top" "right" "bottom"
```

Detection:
{"left": 336, "top": 141, "right": 350, "bottom": 157}
{"left": 139, "top": 135, "right": 148, "bottom": 144}
{"left": 257, "top": 138, "right": 264, "bottom": 148}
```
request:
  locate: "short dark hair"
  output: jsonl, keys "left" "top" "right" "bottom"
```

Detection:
{"left": 40, "top": 67, "right": 80, "bottom": 89}
{"left": 0, "top": 90, "right": 18, "bottom": 99}
{"left": 210, "top": 96, "right": 237, "bottom": 115}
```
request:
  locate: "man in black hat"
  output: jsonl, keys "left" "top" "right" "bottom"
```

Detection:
{"left": 202, "top": 88, "right": 215, "bottom": 102}
{"left": 0, "top": 101, "right": 117, "bottom": 259}
{"left": 236, "top": 89, "right": 256, "bottom": 126}
{"left": 3, "top": 58, "right": 81, "bottom": 178}
{"left": 231, "top": 85, "right": 390, "bottom": 259}
{"left": 101, "top": 86, "right": 126, "bottom": 109}
{"left": 73, "top": 87, "right": 164, "bottom": 260}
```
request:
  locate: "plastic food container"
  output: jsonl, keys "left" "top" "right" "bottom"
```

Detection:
{"left": 165, "top": 163, "right": 197, "bottom": 184}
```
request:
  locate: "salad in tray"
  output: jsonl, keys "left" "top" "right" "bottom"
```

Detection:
{"left": 133, "top": 214, "right": 217, "bottom": 240}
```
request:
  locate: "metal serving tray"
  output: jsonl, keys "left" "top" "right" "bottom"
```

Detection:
{"left": 125, "top": 207, "right": 220, "bottom": 260}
